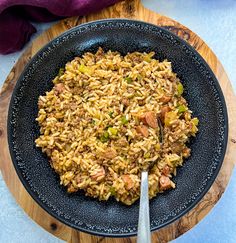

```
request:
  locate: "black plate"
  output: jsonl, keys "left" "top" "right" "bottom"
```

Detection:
{"left": 8, "top": 19, "right": 228, "bottom": 237}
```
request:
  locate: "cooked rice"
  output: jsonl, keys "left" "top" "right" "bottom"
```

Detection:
{"left": 35, "top": 48, "right": 199, "bottom": 205}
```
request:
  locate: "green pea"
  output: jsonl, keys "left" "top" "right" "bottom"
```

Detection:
{"left": 177, "top": 82, "right": 184, "bottom": 96}
{"left": 121, "top": 116, "right": 128, "bottom": 125}
{"left": 177, "top": 105, "right": 187, "bottom": 113}
{"left": 192, "top": 117, "right": 199, "bottom": 126}
{"left": 99, "top": 131, "right": 110, "bottom": 143}
{"left": 124, "top": 77, "right": 133, "bottom": 84}
{"left": 108, "top": 111, "right": 114, "bottom": 118}
{"left": 108, "top": 127, "right": 118, "bottom": 136}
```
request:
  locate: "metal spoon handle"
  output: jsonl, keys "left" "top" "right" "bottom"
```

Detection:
{"left": 137, "top": 171, "right": 151, "bottom": 243}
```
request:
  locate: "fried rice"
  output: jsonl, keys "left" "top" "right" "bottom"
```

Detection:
{"left": 35, "top": 47, "right": 199, "bottom": 205}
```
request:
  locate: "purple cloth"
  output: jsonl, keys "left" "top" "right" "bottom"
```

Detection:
{"left": 0, "top": 0, "right": 120, "bottom": 54}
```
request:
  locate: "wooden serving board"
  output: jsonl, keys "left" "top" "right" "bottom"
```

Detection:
{"left": 0, "top": 0, "right": 236, "bottom": 242}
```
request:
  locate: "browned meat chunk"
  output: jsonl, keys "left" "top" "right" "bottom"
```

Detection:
{"left": 91, "top": 167, "right": 105, "bottom": 182}
{"left": 159, "top": 95, "right": 171, "bottom": 104}
{"left": 121, "top": 98, "right": 130, "bottom": 106}
{"left": 139, "top": 111, "right": 158, "bottom": 128}
{"left": 171, "top": 143, "right": 184, "bottom": 154}
{"left": 160, "top": 106, "right": 171, "bottom": 123}
{"left": 67, "top": 184, "right": 77, "bottom": 193}
{"left": 116, "top": 138, "right": 128, "bottom": 147}
{"left": 162, "top": 165, "right": 170, "bottom": 176}
{"left": 159, "top": 175, "right": 172, "bottom": 190}
{"left": 136, "top": 125, "right": 149, "bottom": 137}
{"left": 182, "top": 147, "right": 191, "bottom": 158}
{"left": 55, "top": 83, "right": 65, "bottom": 94}
{"left": 122, "top": 175, "right": 134, "bottom": 190}
{"left": 103, "top": 148, "right": 117, "bottom": 159}
{"left": 75, "top": 174, "right": 82, "bottom": 184}
{"left": 139, "top": 114, "right": 147, "bottom": 124}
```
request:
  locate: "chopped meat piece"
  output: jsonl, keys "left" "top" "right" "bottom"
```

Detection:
{"left": 122, "top": 175, "right": 134, "bottom": 190}
{"left": 67, "top": 184, "right": 77, "bottom": 193}
{"left": 75, "top": 174, "right": 82, "bottom": 184}
{"left": 121, "top": 98, "right": 130, "bottom": 106}
{"left": 138, "top": 99, "right": 146, "bottom": 106}
{"left": 160, "top": 106, "right": 171, "bottom": 123}
{"left": 116, "top": 138, "right": 128, "bottom": 147}
{"left": 136, "top": 125, "right": 149, "bottom": 137}
{"left": 103, "top": 148, "right": 117, "bottom": 159}
{"left": 162, "top": 165, "right": 170, "bottom": 176}
{"left": 139, "top": 114, "right": 147, "bottom": 124}
{"left": 55, "top": 83, "right": 65, "bottom": 94}
{"left": 91, "top": 167, "right": 105, "bottom": 182}
{"left": 70, "top": 102, "right": 77, "bottom": 110}
{"left": 159, "top": 175, "right": 172, "bottom": 190}
{"left": 120, "top": 127, "right": 127, "bottom": 134}
{"left": 139, "top": 111, "right": 158, "bottom": 128}
{"left": 145, "top": 112, "right": 158, "bottom": 128}
{"left": 182, "top": 147, "right": 191, "bottom": 158}
{"left": 171, "top": 143, "right": 183, "bottom": 154}
{"left": 160, "top": 95, "right": 171, "bottom": 104}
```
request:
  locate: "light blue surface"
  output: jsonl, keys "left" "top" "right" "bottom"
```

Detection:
{"left": 0, "top": 1, "right": 236, "bottom": 242}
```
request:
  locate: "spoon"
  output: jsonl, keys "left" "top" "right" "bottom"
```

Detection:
{"left": 137, "top": 171, "right": 151, "bottom": 243}
{"left": 137, "top": 118, "right": 162, "bottom": 242}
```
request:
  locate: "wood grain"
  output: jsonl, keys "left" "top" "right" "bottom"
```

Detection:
{"left": 0, "top": 0, "right": 236, "bottom": 242}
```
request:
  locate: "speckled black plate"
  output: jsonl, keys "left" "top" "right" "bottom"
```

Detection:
{"left": 8, "top": 19, "right": 228, "bottom": 237}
